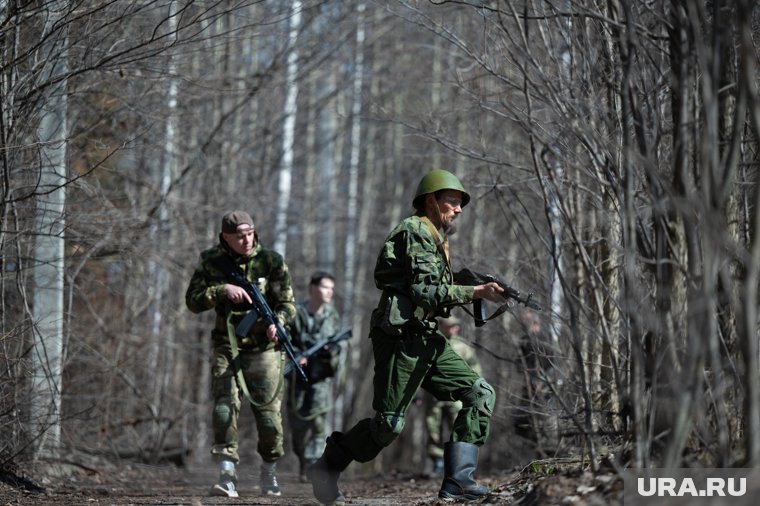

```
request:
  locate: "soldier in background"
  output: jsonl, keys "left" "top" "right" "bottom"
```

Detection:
{"left": 515, "top": 309, "right": 556, "bottom": 443}
{"left": 287, "top": 271, "right": 342, "bottom": 482}
{"left": 185, "top": 210, "right": 295, "bottom": 498}
{"left": 424, "top": 316, "right": 483, "bottom": 478}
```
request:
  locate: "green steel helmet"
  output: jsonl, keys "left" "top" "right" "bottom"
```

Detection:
{"left": 412, "top": 169, "right": 471, "bottom": 208}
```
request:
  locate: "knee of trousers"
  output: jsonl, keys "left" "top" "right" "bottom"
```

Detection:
{"left": 213, "top": 398, "right": 237, "bottom": 427}
{"left": 369, "top": 411, "right": 405, "bottom": 447}
{"left": 460, "top": 378, "right": 496, "bottom": 416}
{"left": 257, "top": 414, "right": 283, "bottom": 439}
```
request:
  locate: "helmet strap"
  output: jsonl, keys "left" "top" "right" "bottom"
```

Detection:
{"left": 425, "top": 195, "right": 451, "bottom": 270}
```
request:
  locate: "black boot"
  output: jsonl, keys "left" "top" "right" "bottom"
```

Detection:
{"left": 430, "top": 456, "right": 444, "bottom": 478}
{"left": 260, "top": 462, "right": 281, "bottom": 496}
{"left": 438, "top": 442, "right": 489, "bottom": 500}
{"left": 308, "top": 432, "right": 353, "bottom": 505}
{"left": 300, "top": 457, "right": 316, "bottom": 483}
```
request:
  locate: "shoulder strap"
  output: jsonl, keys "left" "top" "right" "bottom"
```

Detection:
{"left": 420, "top": 216, "right": 451, "bottom": 274}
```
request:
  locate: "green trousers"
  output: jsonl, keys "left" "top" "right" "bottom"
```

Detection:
{"left": 287, "top": 377, "right": 333, "bottom": 466}
{"left": 339, "top": 326, "right": 493, "bottom": 463}
{"left": 211, "top": 346, "right": 285, "bottom": 463}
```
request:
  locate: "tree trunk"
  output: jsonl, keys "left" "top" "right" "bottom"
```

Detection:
{"left": 31, "top": 0, "right": 69, "bottom": 459}
{"left": 273, "top": 0, "right": 302, "bottom": 256}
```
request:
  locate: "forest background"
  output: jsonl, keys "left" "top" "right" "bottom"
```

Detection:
{"left": 2, "top": 0, "right": 760, "bottom": 484}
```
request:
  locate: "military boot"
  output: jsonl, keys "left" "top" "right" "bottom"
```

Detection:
{"left": 300, "top": 457, "right": 316, "bottom": 483}
{"left": 211, "top": 459, "right": 238, "bottom": 498}
{"left": 430, "top": 456, "right": 444, "bottom": 478}
{"left": 438, "top": 442, "right": 489, "bottom": 501}
{"left": 308, "top": 432, "right": 353, "bottom": 505}
{"left": 260, "top": 461, "right": 281, "bottom": 496}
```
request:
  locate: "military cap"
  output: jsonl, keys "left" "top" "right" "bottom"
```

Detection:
{"left": 221, "top": 210, "right": 254, "bottom": 233}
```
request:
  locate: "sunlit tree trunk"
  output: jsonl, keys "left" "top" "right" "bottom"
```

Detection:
{"left": 31, "top": 0, "right": 69, "bottom": 459}
{"left": 142, "top": 2, "right": 181, "bottom": 461}
{"left": 338, "top": 2, "right": 366, "bottom": 438}
{"left": 273, "top": 0, "right": 302, "bottom": 256}
{"left": 343, "top": 1, "right": 366, "bottom": 309}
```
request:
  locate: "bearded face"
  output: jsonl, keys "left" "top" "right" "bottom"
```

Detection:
{"left": 433, "top": 190, "right": 464, "bottom": 235}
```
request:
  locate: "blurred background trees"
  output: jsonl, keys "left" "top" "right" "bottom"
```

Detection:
{"left": 2, "top": 0, "right": 759, "bottom": 477}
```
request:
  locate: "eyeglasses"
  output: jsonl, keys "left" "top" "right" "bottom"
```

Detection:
{"left": 438, "top": 195, "right": 463, "bottom": 208}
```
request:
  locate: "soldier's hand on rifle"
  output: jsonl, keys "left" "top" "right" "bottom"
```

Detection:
{"left": 224, "top": 284, "right": 252, "bottom": 305}
{"left": 266, "top": 323, "right": 278, "bottom": 343}
{"left": 473, "top": 282, "right": 509, "bottom": 304}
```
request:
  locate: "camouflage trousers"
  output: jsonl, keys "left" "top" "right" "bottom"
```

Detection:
{"left": 338, "top": 326, "right": 493, "bottom": 463}
{"left": 211, "top": 346, "right": 285, "bottom": 463}
{"left": 286, "top": 377, "right": 333, "bottom": 467}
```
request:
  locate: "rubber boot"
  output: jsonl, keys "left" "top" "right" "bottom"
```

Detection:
{"left": 438, "top": 442, "right": 489, "bottom": 500}
{"left": 308, "top": 432, "right": 353, "bottom": 505}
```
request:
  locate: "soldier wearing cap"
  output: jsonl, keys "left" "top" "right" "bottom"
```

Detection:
{"left": 309, "top": 170, "right": 508, "bottom": 505}
{"left": 424, "top": 316, "right": 483, "bottom": 478}
{"left": 186, "top": 210, "right": 295, "bottom": 498}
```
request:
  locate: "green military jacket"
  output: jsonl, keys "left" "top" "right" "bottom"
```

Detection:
{"left": 371, "top": 214, "right": 475, "bottom": 335}
{"left": 291, "top": 302, "right": 341, "bottom": 350}
{"left": 291, "top": 302, "right": 341, "bottom": 382}
{"left": 185, "top": 237, "right": 296, "bottom": 351}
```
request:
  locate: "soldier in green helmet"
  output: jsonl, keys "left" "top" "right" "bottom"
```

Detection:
{"left": 185, "top": 210, "right": 296, "bottom": 498}
{"left": 309, "top": 169, "right": 508, "bottom": 505}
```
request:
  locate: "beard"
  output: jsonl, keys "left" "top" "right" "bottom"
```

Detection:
{"left": 442, "top": 219, "right": 458, "bottom": 236}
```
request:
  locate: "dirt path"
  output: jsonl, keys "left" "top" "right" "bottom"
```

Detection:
{"left": 0, "top": 461, "right": 623, "bottom": 505}
{"left": 1, "top": 464, "right": 445, "bottom": 506}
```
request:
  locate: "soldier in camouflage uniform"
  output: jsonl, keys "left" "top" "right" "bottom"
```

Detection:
{"left": 287, "top": 271, "right": 342, "bottom": 482}
{"left": 309, "top": 170, "right": 509, "bottom": 505}
{"left": 185, "top": 210, "right": 296, "bottom": 498}
{"left": 424, "top": 316, "right": 483, "bottom": 478}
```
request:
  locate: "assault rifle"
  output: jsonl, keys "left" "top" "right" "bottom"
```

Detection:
{"left": 283, "top": 327, "right": 353, "bottom": 378}
{"left": 219, "top": 258, "right": 309, "bottom": 383}
{"left": 454, "top": 268, "right": 543, "bottom": 327}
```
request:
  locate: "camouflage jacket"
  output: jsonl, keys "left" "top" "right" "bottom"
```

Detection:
{"left": 291, "top": 302, "right": 341, "bottom": 351}
{"left": 371, "top": 214, "right": 474, "bottom": 334}
{"left": 185, "top": 237, "right": 296, "bottom": 351}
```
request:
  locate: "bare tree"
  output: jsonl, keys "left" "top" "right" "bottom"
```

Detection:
{"left": 30, "top": 0, "right": 70, "bottom": 459}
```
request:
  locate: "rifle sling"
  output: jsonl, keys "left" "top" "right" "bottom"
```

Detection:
{"left": 459, "top": 299, "right": 512, "bottom": 323}
{"left": 225, "top": 312, "right": 283, "bottom": 407}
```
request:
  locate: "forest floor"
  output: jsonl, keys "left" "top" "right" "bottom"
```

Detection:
{"left": 0, "top": 456, "right": 623, "bottom": 506}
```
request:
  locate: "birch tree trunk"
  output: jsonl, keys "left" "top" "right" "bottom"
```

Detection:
{"left": 273, "top": 0, "right": 302, "bottom": 256}
{"left": 338, "top": 1, "right": 366, "bottom": 434}
{"left": 343, "top": 1, "right": 366, "bottom": 309}
{"left": 149, "top": 1, "right": 180, "bottom": 461}
{"left": 317, "top": 73, "right": 338, "bottom": 270}
{"left": 31, "top": 0, "right": 69, "bottom": 459}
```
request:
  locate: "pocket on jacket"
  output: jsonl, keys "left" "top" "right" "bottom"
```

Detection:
{"left": 373, "top": 292, "right": 415, "bottom": 335}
